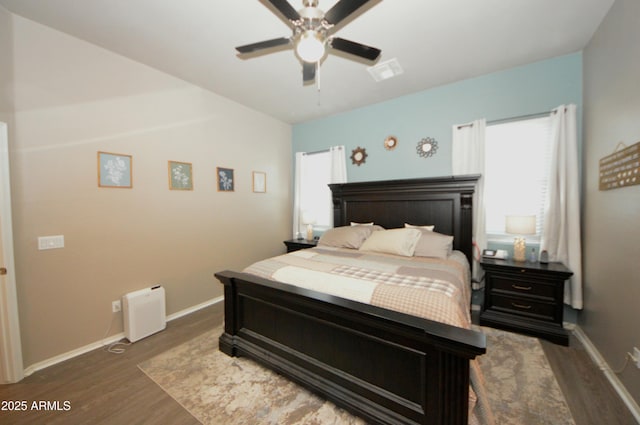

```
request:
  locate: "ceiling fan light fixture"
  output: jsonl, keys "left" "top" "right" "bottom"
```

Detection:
{"left": 295, "top": 30, "right": 325, "bottom": 63}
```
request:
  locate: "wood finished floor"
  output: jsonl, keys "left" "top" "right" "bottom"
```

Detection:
{"left": 0, "top": 302, "right": 636, "bottom": 425}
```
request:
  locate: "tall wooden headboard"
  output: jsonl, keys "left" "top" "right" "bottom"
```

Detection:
{"left": 329, "top": 175, "right": 480, "bottom": 264}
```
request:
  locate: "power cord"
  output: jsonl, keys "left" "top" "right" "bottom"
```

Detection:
{"left": 106, "top": 340, "right": 131, "bottom": 354}
{"left": 101, "top": 309, "right": 131, "bottom": 354}
{"left": 611, "top": 351, "right": 637, "bottom": 374}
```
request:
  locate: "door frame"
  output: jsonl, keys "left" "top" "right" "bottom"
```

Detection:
{"left": 0, "top": 121, "right": 23, "bottom": 383}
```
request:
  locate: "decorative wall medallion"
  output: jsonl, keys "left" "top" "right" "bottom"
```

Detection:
{"left": 416, "top": 137, "right": 438, "bottom": 158}
{"left": 384, "top": 136, "right": 398, "bottom": 150}
{"left": 351, "top": 147, "right": 368, "bottom": 166}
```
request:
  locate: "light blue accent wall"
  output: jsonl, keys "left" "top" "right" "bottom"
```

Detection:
{"left": 293, "top": 53, "right": 583, "bottom": 323}
{"left": 293, "top": 53, "right": 583, "bottom": 182}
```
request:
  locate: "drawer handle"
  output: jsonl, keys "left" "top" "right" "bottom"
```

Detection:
{"left": 512, "top": 284, "right": 532, "bottom": 291}
{"left": 511, "top": 302, "right": 532, "bottom": 310}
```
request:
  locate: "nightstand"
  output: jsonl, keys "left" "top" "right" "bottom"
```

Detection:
{"left": 480, "top": 258, "right": 573, "bottom": 346}
{"left": 283, "top": 238, "right": 318, "bottom": 253}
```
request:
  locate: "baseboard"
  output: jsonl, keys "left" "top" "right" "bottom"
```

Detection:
{"left": 573, "top": 325, "right": 640, "bottom": 424}
{"left": 166, "top": 296, "right": 223, "bottom": 322}
{"left": 23, "top": 331, "right": 126, "bottom": 377}
{"left": 23, "top": 296, "right": 223, "bottom": 377}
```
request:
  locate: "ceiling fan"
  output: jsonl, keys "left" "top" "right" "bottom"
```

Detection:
{"left": 236, "top": 0, "right": 381, "bottom": 84}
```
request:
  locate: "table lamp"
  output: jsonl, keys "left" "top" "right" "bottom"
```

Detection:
{"left": 505, "top": 215, "right": 536, "bottom": 262}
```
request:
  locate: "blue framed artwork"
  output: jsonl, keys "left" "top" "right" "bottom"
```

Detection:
{"left": 98, "top": 151, "right": 132, "bottom": 188}
{"left": 168, "top": 161, "right": 193, "bottom": 190}
{"left": 217, "top": 167, "right": 234, "bottom": 192}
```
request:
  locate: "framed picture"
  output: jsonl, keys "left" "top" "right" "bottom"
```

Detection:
{"left": 98, "top": 151, "right": 132, "bottom": 188}
{"left": 252, "top": 171, "right": 266, "bottom": 193}
{"left": 168, "top": 161, "right": 193, "bottom": 190}
{"left": 217, "top": 167, "right": 234, "bottom": 192}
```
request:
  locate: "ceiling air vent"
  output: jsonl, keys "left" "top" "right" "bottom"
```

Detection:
{"left": 367, "top": 58, "right": 404, "bottom": 82}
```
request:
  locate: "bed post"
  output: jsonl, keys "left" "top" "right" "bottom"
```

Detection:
{"left": 460, "top": 191, "right": 474, "bottom": 265}
{"left": 216, "top": 272, "right": 238, "bottom": 357}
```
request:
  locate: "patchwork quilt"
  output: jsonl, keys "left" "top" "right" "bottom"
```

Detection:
{"left": 245, "top": 246, "right": 472, "bottom": 329}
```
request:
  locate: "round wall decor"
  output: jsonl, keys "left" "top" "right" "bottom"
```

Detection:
{"left": 384, "top": 136, "right": 398, "bottom": 150}
{"left": 351, "top": 147, "right": 368, "bottom": 166}
{"left": 416, "top": 137, "right": 438, "bottom": 158}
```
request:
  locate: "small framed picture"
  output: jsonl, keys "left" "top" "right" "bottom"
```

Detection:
{"left": 98, "top": 151, "right": 132, "bottom": 188}
{"left": 168, "top": 161, "right": 193, "bottom": 190}
{"left": 217, "top": 167, "right": 234, "bottom": 192}
{"left": 252, "top": 171, "right": 266, "bottom": 193}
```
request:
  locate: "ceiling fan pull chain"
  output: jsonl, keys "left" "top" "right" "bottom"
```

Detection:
{"left": 316, "top": 62, "right": 323, "bottom": 106}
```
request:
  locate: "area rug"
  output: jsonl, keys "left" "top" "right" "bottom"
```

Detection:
{"left": 138, "top": 326, "right": 574, "bottom": 425}
{"left": 474, "top": 326, "right": 575, "bottom": 425}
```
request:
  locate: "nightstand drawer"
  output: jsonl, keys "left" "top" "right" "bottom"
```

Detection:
{"left": 491, "top": 276, "right": 555, "bottom": 300}
{"left": 489, "top": 293, "right": 556, "bottom": 322}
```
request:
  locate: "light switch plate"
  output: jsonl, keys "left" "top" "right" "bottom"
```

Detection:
{"left": 38, "top": 235, "right": 65, "bottom": 250}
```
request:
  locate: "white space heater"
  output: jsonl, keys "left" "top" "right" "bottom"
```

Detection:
{"left": 123, "top": 285, "right": 166, "bottom": 343}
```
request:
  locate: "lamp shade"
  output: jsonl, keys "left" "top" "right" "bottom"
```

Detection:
{"left": 295, "top": 30, "right": 325, "bottom": 63}
{"left": 301, "top": 211, "right": 316, "bottom": 225}
{"left": 505, "top": 215, "right": 536, "bottom": 235}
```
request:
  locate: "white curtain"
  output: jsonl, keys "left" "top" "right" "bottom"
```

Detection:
{"left": 452, "top": 119, "right": 487, "bottom": 286}
{"left": 292, "top": 152, "right": 305, "bottom": 238}
{"left": 329, "top": 146, "right": 347, "bottom": 226}
{"left": 330, "top": 146, "right": 347, "bottom": 184}
{"left": 541, "top": 104, "right": 583, "bottom": 309}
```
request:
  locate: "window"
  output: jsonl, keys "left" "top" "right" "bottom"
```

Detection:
{"left": 484, "top": 115, "right": 552, "bottom": 241}
{"left": 298, "top": 151, "right": 333, "bottom": 230}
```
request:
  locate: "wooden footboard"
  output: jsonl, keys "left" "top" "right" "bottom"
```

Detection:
{"left": 216, "top": 270, "right": 486, "bottom": 425}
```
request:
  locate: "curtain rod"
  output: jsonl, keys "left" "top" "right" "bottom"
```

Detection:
{"left": 456, "top": 108, "right": 562, "bottom": 130}
{"left": 302, "top": 146, "right": 343, "bottom": 156}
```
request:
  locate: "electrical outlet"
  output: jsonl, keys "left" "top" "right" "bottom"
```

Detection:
{"left": 112, "top": 300, "right": 121, "bottom": 313}
{"left": 634, "top": 347, "right": 640, "bottom": 369}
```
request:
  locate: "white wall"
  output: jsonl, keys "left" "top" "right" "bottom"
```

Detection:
{"left": 4, "top": 14, "right": 292, "bottom": 368}
{"left": 0, "top": 5, "right": 13, "bottom": 122}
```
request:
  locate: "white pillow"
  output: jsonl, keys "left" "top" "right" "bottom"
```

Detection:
{"left": 359, "top": 228, "right": 422, "bottom": 257}
{"left": 405, "top": 223, "right": 435, "bottom": 231}
{"left": 413, "top": 230, "right": 453, "bottom": 259}
{"left": 318, "top": 226, "right": 374, "bottom": 249}
{"left": 351, "top": 222, "right": 374, "bottom": 226}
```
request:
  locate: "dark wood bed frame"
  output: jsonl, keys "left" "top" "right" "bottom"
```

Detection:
{"left": 215, "top": 175, "right": 484, "bottom": 425}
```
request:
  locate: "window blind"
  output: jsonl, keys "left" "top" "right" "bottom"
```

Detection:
{"left": 484, "top": 115, "right": 552, "bottom": 239}
{"left": 298, "top": 150, "right": 332, "bottom": 229}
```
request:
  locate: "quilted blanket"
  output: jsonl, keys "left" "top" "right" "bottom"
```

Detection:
{"left": 245, "top": 246, "right": 472, "bottom": 329}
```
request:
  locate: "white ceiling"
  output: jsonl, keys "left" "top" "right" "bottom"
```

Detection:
{"left": 0, "top": 0, "right": 614, "bottom": 124}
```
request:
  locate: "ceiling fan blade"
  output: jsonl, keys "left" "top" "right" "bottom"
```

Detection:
{"left": 236, "top": 37, "right": 291, "bottom": 54}
{"left": 265, "top": 0, "right": 301, "bottom": 23}
{"left": 303, "top": 62, "right": 316, "bottom": 82}
{"left": 330, "top": 37, "right": 381, "bottom": 61}
{"left": 324, "top": 0, "right": 371, "bottom": 26}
